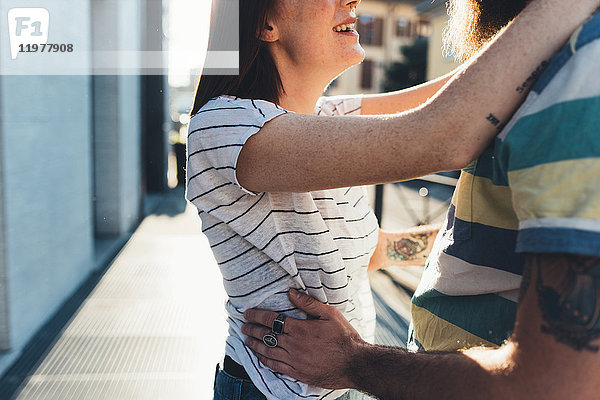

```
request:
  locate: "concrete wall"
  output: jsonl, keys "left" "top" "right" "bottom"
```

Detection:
{"left": 0, "top": 0, "right": 94, "bottom": 371}
{"left": 92, "top": 0, "right": 142, "bottom": 236}
{"left": 0, "top": 0, "right": 148, "bottom": 376}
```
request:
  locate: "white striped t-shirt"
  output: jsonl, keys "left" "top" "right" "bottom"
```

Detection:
{"left": 185, "top": 94, "right": 378, "bottom": 400}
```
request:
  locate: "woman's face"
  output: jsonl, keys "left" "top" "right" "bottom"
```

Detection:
{"left": 269, "top": 0, "right": 364, "bottom": 80}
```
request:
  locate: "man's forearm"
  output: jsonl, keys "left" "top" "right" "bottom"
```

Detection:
{"left": 348, "top": 343, "right": 512, "bottom": 400}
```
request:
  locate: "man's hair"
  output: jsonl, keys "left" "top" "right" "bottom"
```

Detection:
{"left": 444, "top": 0, "right": 528, "bottom": 61}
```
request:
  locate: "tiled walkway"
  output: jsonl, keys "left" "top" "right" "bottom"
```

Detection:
{"left": 9, "top": 188, "right": 413, "bottom": 400}
{"left": 13, "top": 190, "right": 228, "bottom": 399}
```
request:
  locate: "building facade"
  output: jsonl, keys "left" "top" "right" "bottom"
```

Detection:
{"left": 0, "top": 0, "right": 168, "bottom": 377}
{"left": 416, "top": 0, "right": 462, "bottom": 80}
{"left": 326, "top": 0, "right": 431, "bottom": 96}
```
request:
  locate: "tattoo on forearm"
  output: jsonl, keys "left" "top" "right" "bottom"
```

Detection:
{"left": 486, "top": 113, "right": 506, "bottom": 132}
{"left": 386, "top": 233, "right": 430, "bottom": 261}
{"left": 529, "top": 254, "right": 600, "bottom": 352}
{"left": 516, "top": 60, "right": 550, "bottom": 93}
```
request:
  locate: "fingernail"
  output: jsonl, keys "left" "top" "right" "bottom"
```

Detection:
{"left": 244, "top": 310, "right": 250, "bottom": 319}
{"left": 241, "top": 324, "right": 247, "bottom": 334}
{"left": 289, "top": 288, "right": 299, "bottom": 298}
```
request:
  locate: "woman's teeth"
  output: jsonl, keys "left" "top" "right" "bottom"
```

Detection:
{"left": 333, "top": 22, "right": 356, "bottom": 32}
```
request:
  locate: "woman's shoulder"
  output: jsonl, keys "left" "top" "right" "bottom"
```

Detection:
{"left": 313, "top": 94, "right": 364, "bottom": 116}
{"left": 191, "top": 95, "right": 290, "bottom": 121}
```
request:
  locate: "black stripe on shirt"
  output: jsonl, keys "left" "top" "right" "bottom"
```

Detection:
{"left": 332, "top": 226, "right": 378, "bottom": 241}
{"left": 228, "top": 272, "right": 294, "bottom": 298}
{"left": 188, "top": 143, "right": 243, "bottom": 158}
{"left": 207, "top": 194, "right": 246, "bottom": 214}
{"left": 251, "top": 99, "right": 266, "bottom": 118}
{"left": 190, "top": 182, "right": 232, "bottom": 202}
{"left": 218, "top": 229, "right": 330, "bottom": 266}
{"left": 187, "top": 165, "right": 235, "bottom": 184}
{"left": 210, "top": 233, "right": 238, "bottom": 249}
{"left": 188, "top": 124, "right": 261, "bottom": 138}
{"left": 345, "top": 210, "right": 371, "bottom": 223}
{"left": 352, "top": 195, "right": 364, "bottom": 208}
{"left": 344, "top": 106, "right": 361, "bottom": 115}
{"left": 342, "top": 250, "right": 374, "bottom": 261}
{"left": 297, "top": 266, "right": 345, "bottom": 275}
{"left": 305, "top": 281, "right": 349, "bottom": 291}
{"left": 239, "top": 208, "right": 320, "bottom": 238}
{"left": 191, "top": 106, "right": 246, "bottom": 117}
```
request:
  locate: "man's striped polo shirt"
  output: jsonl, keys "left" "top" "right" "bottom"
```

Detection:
{"left": 409, "top": 9, "right": 600, "bottom": 351}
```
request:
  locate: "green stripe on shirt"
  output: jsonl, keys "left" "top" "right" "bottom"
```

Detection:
{"left": 412, "top": 289, "right": 518, "bottom": 346}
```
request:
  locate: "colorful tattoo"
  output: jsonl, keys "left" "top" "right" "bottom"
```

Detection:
{"left": 530, "top": 254, "right": 600, "bottom": 352}
{"left": 386, "top": 233, "right": 430, "bottom": 261}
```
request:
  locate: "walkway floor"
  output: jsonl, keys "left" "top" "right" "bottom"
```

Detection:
{"left": 12, "top": 188, "right": 228, "bottom": 399}
{"left": 6, "top": 185, "right": 428, "bottom": 399}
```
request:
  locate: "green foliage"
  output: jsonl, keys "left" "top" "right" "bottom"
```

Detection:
{"left": 382, "top": 37, "right": 428, "bottom": 92}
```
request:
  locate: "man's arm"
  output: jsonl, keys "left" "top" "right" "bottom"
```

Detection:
{"left": 243, "top": 254, "right": 600, "bottom": 399}
{"left": 367, "top": 224, "right": 440, "bottom": 271}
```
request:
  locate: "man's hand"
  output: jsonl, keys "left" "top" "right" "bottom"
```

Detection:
{"left": 243, "top": 253, "right": 600, "bottom": 400}
{"left": 242, "top": 288, "right": 366, "bottom": 389}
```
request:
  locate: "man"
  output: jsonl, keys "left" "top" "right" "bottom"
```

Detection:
{"left": 241, "top": 0, "right": 600, "bottom": 398}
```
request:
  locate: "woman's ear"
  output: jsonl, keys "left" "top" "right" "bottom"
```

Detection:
{"left": 259, "top": 23, "right": 278, "bottom": 42}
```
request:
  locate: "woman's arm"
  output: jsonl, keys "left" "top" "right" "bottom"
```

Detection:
{"left": 367, "top": 224, "right": 440, "bottom": 271}
{"left": 237, "top": 0, "right": 600, "bottom": 193}
{"left": 360, "top": 71, "right": 456, "bottom": 115}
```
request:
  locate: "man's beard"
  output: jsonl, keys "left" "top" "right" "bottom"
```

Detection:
{"left": 444, "top": 0, "right": 528, "bottom": 61}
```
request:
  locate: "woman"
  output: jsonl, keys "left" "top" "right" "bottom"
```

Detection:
{"left": 186, "top": 0, "right": 600, "bottom": 399}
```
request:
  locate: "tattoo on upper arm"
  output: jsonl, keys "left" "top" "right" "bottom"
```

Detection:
{"left": 516, "top": 60, "right": 550, "bottom": 93}
{"left": 527, "top": 254, "right": 600, "bottom": 352}
{"left": 386, "top": 233, "right": 430, "bottom": 261}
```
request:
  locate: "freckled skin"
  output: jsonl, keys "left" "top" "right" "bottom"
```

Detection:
{"left": 266, "top": 0, "right": 365, "bottom": 109}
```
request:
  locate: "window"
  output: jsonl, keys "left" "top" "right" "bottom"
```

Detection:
{"left": 357, "top": 15, "right": 383, "bottom": 46}
{"left": 414, "top": 20, "right": 431, "bottom": 37}
{"left": 361, "top": 59, "right": 374, "bottom": 89}
{"left": 396, "top": 17, "right": 411, "bottom": 38}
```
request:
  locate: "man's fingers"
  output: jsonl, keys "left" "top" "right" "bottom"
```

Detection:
{"left": 255, "top": 352, "right": 297, "bottom": 378}
{"left": 245, "top": 336, "right": 291, "bottom": 364}
{"left": 244, "top": 308, "right": 279, "bottom": 330}
{"left": 288, "top": 289, "right": 334, "bottom": 319}
{"left": 242, "top": 323, "right": 274, "bottom": 342}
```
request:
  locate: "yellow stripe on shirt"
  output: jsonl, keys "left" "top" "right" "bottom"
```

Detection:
{"left": 452, "top": 172, "right": 519, "bottom": 231}
{"left": 509, "top": 158, "right": 600, "bottom": 222}
{"left": 411, "top": 303, "right": 498, "bottom": 352}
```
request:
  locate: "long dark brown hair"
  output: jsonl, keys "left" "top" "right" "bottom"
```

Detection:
{"left": 190, "top": 0, "right": 284, "bottom": 116}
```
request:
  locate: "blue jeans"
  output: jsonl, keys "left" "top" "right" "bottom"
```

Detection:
{"left": 213, "top": 363, "right": 367, "bottom": 400}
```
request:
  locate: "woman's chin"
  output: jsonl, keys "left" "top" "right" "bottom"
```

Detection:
{"left": 338, "top": 47, "right": 366, "bottom": 68}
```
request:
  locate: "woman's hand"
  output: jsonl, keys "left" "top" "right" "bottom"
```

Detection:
{"left": 242, "top": 289, "right": 366, "bottom": 390}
